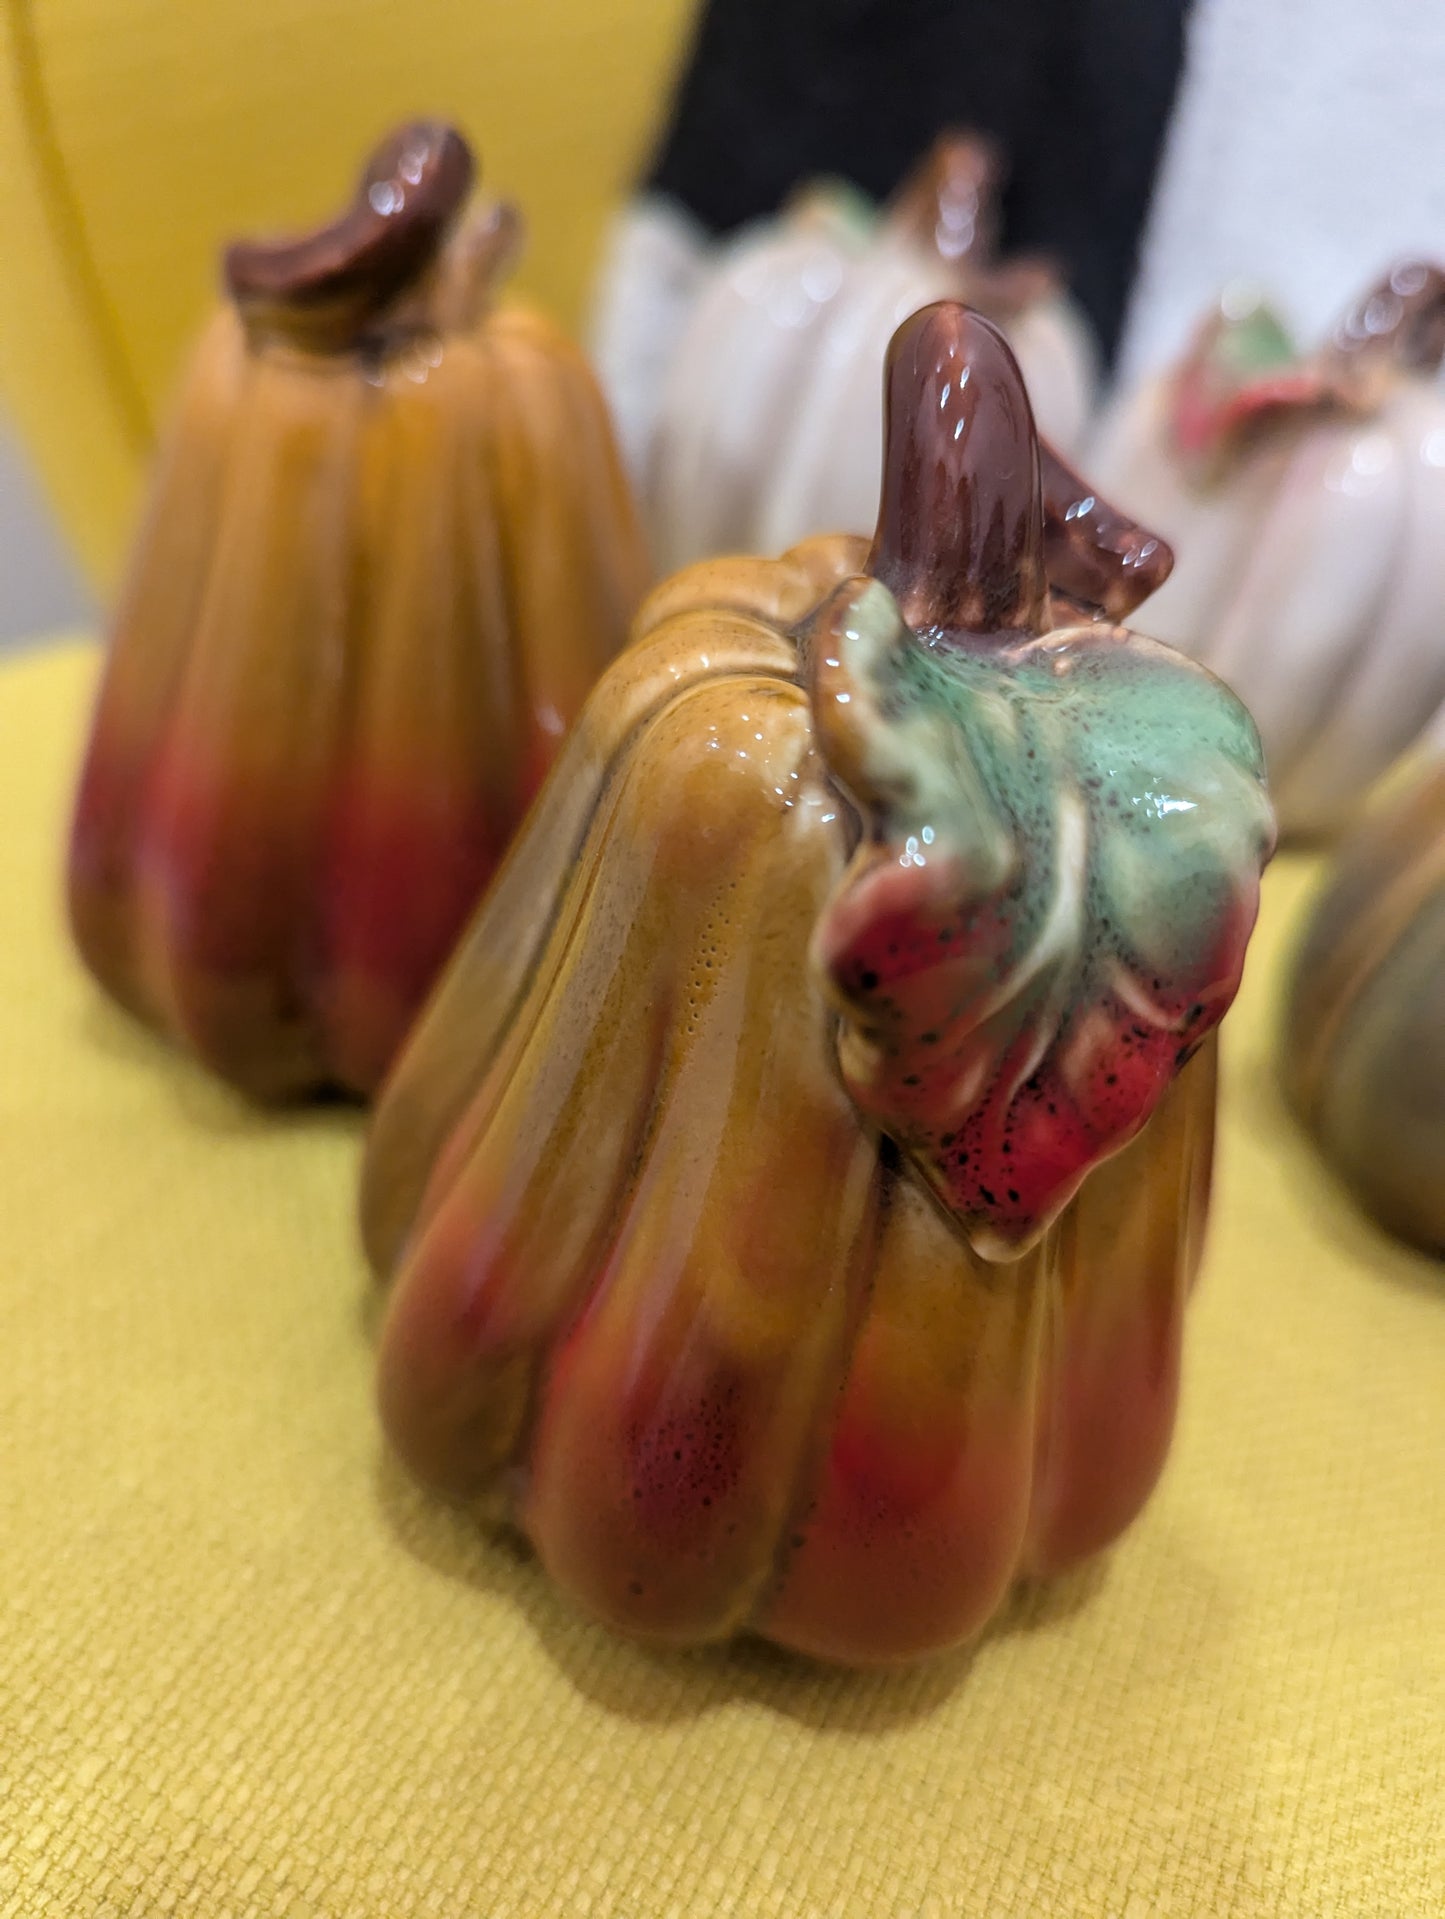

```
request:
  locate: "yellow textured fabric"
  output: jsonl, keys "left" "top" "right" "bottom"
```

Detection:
{"left": 0, "top": 0, "right": 695, "bottom": 593}
{"left": 3, "top": 640, "right": 1443, "bottom": 1919}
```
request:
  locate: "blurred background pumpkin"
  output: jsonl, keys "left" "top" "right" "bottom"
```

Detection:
{"left": 1282, "top": 753, "right": 1445, "bottom": 1254}
{"left": 65, "top": 122, "right": 648, "bottom": 1102}
{"left": 0, "top": 0, "right": 693, "bottom": 609}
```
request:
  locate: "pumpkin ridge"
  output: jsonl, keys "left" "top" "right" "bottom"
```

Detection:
{"left": 378, "top": 965, "right": 675, "bottom": 1509}
{"left": 68, "top": 312, "right": 248, "bottom": 1023}
{"left": 1286, "top": 785, "right": 1445, "bottom": 1122}
{"left": 359, "top": 617, "right": 812, "bottom": 1274}
{"left": 1269, "top": 401, "right": 1445, "bottom": 828}
{"left": 397, "top": 673, "right": 756, "bottom": 1254}
{"left": 318, "top": 335, "right": 520, "bottom": 1092}
{"left": 504, "top": 685, "right": 880, "bottom": 1640}
{"left": 749, "top": 1141, "right": 906, "bottom": 1645}
{"left": 130, "top": 343, "right": 364, "bottom": 1096}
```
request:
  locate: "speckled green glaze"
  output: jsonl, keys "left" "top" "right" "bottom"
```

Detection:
{"left": 810, "top": 574, "right": 1274, "bottom": 1258}
{"left": 1204, "top": 301, "right": 1297, "bottom": 381}
{"left": 795, "top": 177, "right": 878, "bottom": 239}
{"left": 1167, "top": 268, "right": 1445, "bottom": 482}
{"left": 1169, "top": 296, "right": 1340, "bottom": 470}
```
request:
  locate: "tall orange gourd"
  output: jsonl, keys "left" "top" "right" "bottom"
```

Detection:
{"left": 68, "top": 122, "right": 649, "bottom": 1099}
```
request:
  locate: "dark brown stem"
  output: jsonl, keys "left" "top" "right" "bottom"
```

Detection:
{"left": 888, "top": 130, "right": 1061, "bottom": 316}
{"left": 865, "top": 301, "right": 1048, "bottom": 635}
{"left": 224, "top": 121, "right": 476, "bottom": 350}
{"left": 1039, "top": 443, "right": 1174, "bottom": 622}
{"left": 1329, "top": 259, "right": 1445, "bottom": 375}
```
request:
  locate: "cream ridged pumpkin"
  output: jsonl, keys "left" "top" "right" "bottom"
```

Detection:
{"left": 1092, "top": 263, "right": 1445, "bottom": 840}
{"left": 594, "top": 133, "right": 1097, "bottom": 574}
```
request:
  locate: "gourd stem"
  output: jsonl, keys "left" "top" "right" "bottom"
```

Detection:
{"left": 224, "top": 121, "right": 477, "bottom": 350}
{"left": 865, "top": 302, "right": 1049, "bottom": 636}
{"left": 1331, "top": 260, "right": 1445, "bottom": 375}
{"left": 888, "top": 131, "right": 1001, "bottom": 269}
{"left": 864, "top": 302, "right": 1174, "bottom": 635}
{"left": 1039, "top": 443, "right": 1174, "bottom": 622}
{"left": 887, "top": 133, "right": 1058, "bottom": 315}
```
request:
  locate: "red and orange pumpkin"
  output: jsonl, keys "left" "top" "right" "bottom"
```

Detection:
{"left": 362, "top": 304, "right": 1274, "bottom": 1664}
{"left": 68, "top": 121, "right": 648, "bottom": 1099}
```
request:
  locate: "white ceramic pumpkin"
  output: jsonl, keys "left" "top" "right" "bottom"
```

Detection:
{"left": 1091, "top": 262, "right": 1445, "bottom": 840}
{"left": 606, "top": 133, "right": 1097, "bottom": 573}
{"left": 588, "top": 191, "right": 710, "bottom": 496}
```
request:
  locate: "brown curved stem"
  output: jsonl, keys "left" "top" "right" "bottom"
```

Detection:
{"left": 888, "top": 130, "right": 1061, "bottom": 316}
{"left": 888, "top": 130, "right": 1002, "bottom": 265}
{"left": 865, "top": 301, "right": 1048, "bottom": 635}
{"left": 224, "top": 121, "right": 475, "bottom": 349}
{"left": 1039, "top": 443, "right": 1175, "bottom": 622}
{"left": 1329, "top": 259, "right": 1445, "bottom": 375}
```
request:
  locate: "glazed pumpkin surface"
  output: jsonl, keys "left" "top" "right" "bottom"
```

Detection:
{"left": 1092, "top": 261, "right": 1445, "bottom": 840}
{"left": 1283, "top": 759, "right": 1445, "bottom": 1253}
{"left": 640, "top": 132, "right": 1097, "bottom": 572}
{"left": 363, "top": 304, "right": 1274, "bottom": 1665}
{"left": 68, "top": 122, "right": 649, "bottom": 1101}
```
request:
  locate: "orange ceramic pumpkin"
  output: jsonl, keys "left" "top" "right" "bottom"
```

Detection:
{"left": 68, "top": 122, "right": 649, "bottom": 1100}
{"left": 362, "top": 304, "right": 1274, "bottom": 1664}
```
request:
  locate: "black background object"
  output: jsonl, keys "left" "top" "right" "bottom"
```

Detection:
{"left": 643, "top": 0, "right": 1192, "bottom": 366}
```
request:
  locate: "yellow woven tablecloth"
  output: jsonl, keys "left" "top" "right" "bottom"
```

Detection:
{"left": 3, "top": 640, "right": 1442, "bottom": 1918}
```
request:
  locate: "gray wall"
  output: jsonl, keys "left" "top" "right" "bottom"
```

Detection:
{"left": 0, "top": 418, "right": 94, "bottom": 650}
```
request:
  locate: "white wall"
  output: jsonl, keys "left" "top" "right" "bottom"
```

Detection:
{"left": 1117, "top": 0, "right": 1445, "bottom": 381}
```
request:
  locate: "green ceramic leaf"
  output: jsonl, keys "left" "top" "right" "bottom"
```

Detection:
{"left": 809, "top": 575, "right": 1276, "bottom": 1258}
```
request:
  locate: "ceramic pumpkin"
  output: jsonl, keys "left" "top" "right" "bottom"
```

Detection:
{"left": 1091, "top": 261, "right": 1445, "bottom": 841}
{"left": 362, "top": 303, "right": 1274, "bottom": 1666}
{"left": 631, "top": 132, "right": 1097, "bottom": 572}
{"left": 68, "top": 122, "right": 649, "bottom": 1101}
{"left": 1282, "top": 758, "right": 1445, "bottom": 1253}
{"left": 587, "top": 191, "right": 710, "bottom": 496}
